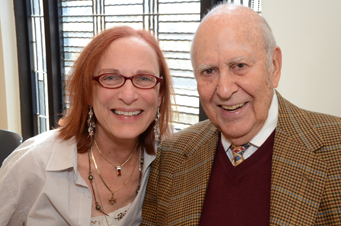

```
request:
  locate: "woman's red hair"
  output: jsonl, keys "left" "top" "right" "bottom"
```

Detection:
{"left": 58, "top": 26, "right": 173, "bottom": 154}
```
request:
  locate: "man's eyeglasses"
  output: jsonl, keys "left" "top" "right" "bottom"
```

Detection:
{"left": 92, "top": 73, "right": 163, "bottom": 89}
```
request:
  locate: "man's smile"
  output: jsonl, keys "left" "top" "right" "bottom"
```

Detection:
{"left": 220, "top": 102, "right": 247, "bottom": 112}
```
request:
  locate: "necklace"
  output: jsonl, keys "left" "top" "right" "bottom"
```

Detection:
{"left": 91, "top": 156, "right": 111, "bottom": 226}
{"left": 95, "top": 140, "right": 138, "bottom": 176}
{"left": 88, "top": 148, "right": 108, "bottom": 216}
{"left": 88, "top": 146, "right": 144, "bottom": 220}
{"left": 91, "top": 147, "right": 137, "bottom": 205}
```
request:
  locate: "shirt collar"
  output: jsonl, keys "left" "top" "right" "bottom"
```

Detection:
{"left": 143, "top": 149, "right": 156, "bottom": 173}
{"left": 221, "top": 91, "right": 278, "bottom": 149}
{"left": 43, "top": 133, "right": 83, "bottom": 185}
{"left": 45, "top": 132, "right": 156, "bottom": 183}
{"left": 46, "top": 135, "right": 77, "bottom": 172}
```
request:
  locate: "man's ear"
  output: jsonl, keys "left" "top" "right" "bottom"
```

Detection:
{"left": 271, "top": 46, "right": 282, "bottom": 88}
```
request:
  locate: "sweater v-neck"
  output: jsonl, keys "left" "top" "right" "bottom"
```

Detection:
{"left": 219, "top": 130, "right": 276, "bottom": 184}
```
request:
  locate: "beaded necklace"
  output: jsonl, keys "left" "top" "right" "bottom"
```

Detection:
{"left": 87, "top": 146, "right": 144, "bottom": 219}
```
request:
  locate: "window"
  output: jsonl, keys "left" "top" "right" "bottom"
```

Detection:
{"left": 14, "top": 0, "right": 262, "bottom": 139}
{"left": 30, "top": 0, "right": 49, "bottom": 134}
{"left": 224, "top": 0, "right": 261, "bottom": 11}
{"left": 61, "top": 0, "right": 201, "bottom": 131}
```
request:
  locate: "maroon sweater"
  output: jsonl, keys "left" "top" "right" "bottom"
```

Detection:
{"left": 199, "top": 130, "right": 275, "bottom": 226}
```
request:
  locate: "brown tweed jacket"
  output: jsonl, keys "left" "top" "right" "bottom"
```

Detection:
{"left": 142, "top": 92, "right": 341, "bottom": 226}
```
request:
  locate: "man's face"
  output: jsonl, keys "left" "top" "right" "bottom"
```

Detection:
{"left": 192, "top": 16, "right": 281, "bottom": 144}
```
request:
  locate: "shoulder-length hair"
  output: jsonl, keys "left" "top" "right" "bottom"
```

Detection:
{"left": 58, "top": 26, "right": 173, "bottom": 155}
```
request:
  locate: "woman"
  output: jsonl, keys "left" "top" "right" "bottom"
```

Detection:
{"left": 0, "top": 26, "right": 173, "bottom": 225}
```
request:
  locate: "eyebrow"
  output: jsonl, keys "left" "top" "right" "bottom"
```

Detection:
{"left": 195, "top": 56, "right": 250, "bottom": 74}
{"left": 136, "top": 70, "right": 157, "bottom": 75}
{"left": 97, "top": 69, "right": 119, "bottom": 75}
{"left": 226, "top": 56, "right": 248, "bottom": 65}
{"left": 96, "top": 69, "right": 157, "bottom": 76}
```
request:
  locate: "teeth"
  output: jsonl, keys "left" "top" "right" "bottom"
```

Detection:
{"left": 221, "top": 103, "right": 246, "bottom": 111}
{"left": 114, "top": 110, "right": 141, "bottom": 116}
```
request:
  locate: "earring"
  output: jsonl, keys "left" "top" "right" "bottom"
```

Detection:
{"left": 87, "top": 106, "right": 96, "bottom": 138}
{"left": 154, "top": 107, "right": 161, "bottom": 142}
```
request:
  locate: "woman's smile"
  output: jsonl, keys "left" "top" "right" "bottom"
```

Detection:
{"left": 112, "top": 109, "right": 142, "bottom": 116}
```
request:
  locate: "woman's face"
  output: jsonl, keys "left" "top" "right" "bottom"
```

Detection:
{"left": 91, "top": 36, "right": 161, "bottom": 143}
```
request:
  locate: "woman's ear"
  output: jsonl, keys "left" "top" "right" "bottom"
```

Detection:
{"left": 88, "top": 91, "right": 93, "bottom": 106}
{"left": 158, "top": 93, "right": 162, "bottom": 107}
{"left": 157, "top": 82, "right": 163, "bottom": 107}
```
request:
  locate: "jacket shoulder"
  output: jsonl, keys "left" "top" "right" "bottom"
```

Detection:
{"left": 303, "top": 109, "right": 341, "bottom": 146}
{"left": 277, "top": 92, "right": 341, "bottom": 149}
{"left": 163, "top": 120, "right": 217, "bottom": 148}
{"left": 161, "top": 120, "right": 218, "bottom": 152}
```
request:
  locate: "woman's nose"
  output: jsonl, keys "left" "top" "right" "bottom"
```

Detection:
{"left": 117, "top": 80, "right": 138, "bottom": 105}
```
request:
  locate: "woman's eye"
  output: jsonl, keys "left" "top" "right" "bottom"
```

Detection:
{"left": 103, "top": 74, "right": 120, "bottom": 80}
{"left": 139, "top": 76, "right": 152, "bottom": 81}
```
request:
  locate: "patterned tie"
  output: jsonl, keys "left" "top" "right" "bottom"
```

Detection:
{"left": 231, "top": 143, "right": 251, "bottom": 166}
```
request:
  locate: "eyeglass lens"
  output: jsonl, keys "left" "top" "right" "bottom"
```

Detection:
{"left": 99, "top": 74, "right": 158, "bottom": 88}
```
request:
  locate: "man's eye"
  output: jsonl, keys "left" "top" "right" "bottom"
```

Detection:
{"left": 202, "top": 68, "right": 217, "bottom": 75}
{"left": 234, "top": 63, "right": 246, "bottom": 69}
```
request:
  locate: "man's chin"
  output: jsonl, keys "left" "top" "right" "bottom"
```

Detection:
{"left": 218, "top": 125, "right": 253, "bottom": 144}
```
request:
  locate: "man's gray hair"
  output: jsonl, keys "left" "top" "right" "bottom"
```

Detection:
{"left": 259, "top": 16, "right": 277, "bottom": 70}
{"left": 191, "top": 3, "right": 277, "bottom": 70}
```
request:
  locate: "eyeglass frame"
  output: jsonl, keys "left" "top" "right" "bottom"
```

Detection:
{"left": 92, "top": 73, "right": 163, "bottom": 89}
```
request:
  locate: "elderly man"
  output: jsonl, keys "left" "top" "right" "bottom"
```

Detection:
{"left": 142, "top": 3, "right": 341, "bottom": 226}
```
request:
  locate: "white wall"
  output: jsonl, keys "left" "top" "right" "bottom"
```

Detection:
{"left": 0, "top": 22, "right": 7, "bottom": 129}
{"left": 262, "top": 0, "right": 341, "bottom": 117}
{"left": 0, "top": 0, "right": 21, "bottom": 134}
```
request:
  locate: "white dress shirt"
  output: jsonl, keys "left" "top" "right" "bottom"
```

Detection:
{"left": 0, "top": 129, "right": 155, "bottom": 226}
{"left": 221, "top": 92, "right": 279, "bottom": 162}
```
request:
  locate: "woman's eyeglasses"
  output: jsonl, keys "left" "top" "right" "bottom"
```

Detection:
{"left": 92, "top": 73, "right": 163, "bottom": 89}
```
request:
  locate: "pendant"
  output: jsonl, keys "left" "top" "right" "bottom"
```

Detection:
{"left": 116, "top": 166, "right": 121, "bottom": 176}
{"left": 109, "top": 193, "right": 117, "bottom": 205}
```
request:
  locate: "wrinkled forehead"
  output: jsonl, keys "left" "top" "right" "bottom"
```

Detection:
{"left": 192, "top": 12, "right": 265, "bottom": 60}
{"left": 201, "top": 12, "right": 262, "bottom": 44}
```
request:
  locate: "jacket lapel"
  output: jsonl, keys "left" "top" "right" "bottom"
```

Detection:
{"left": 169, "top": 121, "right": 219, "bottom": 225}
{"left": 270, "top": 92, "right": 327, "bottom": 225}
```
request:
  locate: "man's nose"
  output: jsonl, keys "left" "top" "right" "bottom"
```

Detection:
{"left": 216, "top": 71, "right": 239, "bottom": 99}
{"left": 118, "top": 80, "right": 138, "bottom": 105}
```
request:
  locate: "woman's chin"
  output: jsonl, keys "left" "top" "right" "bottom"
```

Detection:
{"left": 108, "top": 128, "right": 144, "bottom": 141}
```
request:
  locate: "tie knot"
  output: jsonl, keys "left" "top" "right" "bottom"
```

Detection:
{"left": 231, "top": 143, "right": 250, "bottom": 166}
{"left": 231, "top": 143, "right": 250, "bottom": 153}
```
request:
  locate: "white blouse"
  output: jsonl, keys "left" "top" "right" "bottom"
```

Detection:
{"left": 0, "top": 129, "right": 156, "bottom": 226}
{"left": 91, "top": 203, "right": 131, "bottom": 226}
